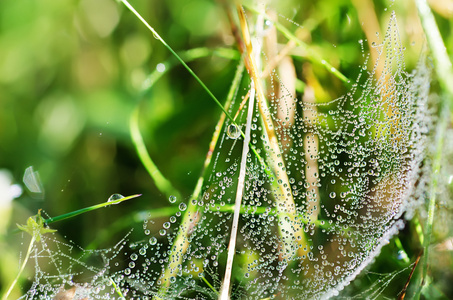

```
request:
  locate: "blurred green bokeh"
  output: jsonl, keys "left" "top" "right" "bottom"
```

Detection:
{"left": 1, "top": 0, "right": 453, "bottom": 298}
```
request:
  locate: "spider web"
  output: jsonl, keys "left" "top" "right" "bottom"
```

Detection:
{"left": 18, "top": 8, "right": 432, "bottom": 300}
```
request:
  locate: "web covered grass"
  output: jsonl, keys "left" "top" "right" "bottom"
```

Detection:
{"left": 1, "top": 0, "right": 452, "bottom": 299}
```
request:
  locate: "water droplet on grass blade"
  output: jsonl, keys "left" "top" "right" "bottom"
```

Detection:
{"left": 108, "top": 193, "right": 124, "bottom": 204}
{"left": 227, "top": 124, "right": 241, "bottom": 139}
{"left": 156, "top": 63, "right": 166, "bottom": 72}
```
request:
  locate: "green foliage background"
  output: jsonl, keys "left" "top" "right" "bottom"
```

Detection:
{"left": 1, "top": 0, "right": 452, "bottom": 298}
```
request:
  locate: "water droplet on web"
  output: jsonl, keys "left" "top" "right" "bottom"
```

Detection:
{"left": 149, "top": 237, "right": 157, "bottom": 245}
{"left": 169, "top": 195, "right": 177, "bottom": 203}
{"left": 108, "top": 193, "right": 124, "bottom": 204}
{"left": 227, "top": 124, "right": 241, "bottom": 139}
{"left": 179, "top": 203, "right": 187, "bottom": 211}
{"left": 159, "top": 229, "right": 166, "bottom": 236}
{"left": 130, "top": 253, "right": 138, "bottom": 261}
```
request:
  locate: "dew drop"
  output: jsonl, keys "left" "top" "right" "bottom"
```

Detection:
{"left": 108, "top": 193, "right": 124, "bottom": 204}
{"left": 263, "top": 19, "right": 273, "bottom": 31}
{"left": 227, "top": 124, "right": 241, "bottom": 139}
{"left": 139, "top": 247, "right": 146, "bottom": 255}
{"left": 149, "top": 237, "right": 157, "bottom": 245}
{"left": 329, "top": 192, "right": 336, "bottom": 198}
{"left": 179, "top": 203, "right": 187, "bottom": 211}
{"left": 169, "top": 195, "right": 177, "bottom": 203}
{"left": 159, "top": 229, "right": 166, "bottom": 236}
{"left": 156, "top": 63, "right": 166, "bottom": 72}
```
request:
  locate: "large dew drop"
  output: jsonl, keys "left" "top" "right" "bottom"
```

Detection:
{"left": 227, "top": 124, "right": 241, "bottom": 139}
{"left": 107, "top": 193, "right": 124, "bottom": 204}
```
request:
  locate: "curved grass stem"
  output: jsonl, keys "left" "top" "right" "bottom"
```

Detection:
{"left": 130, "top": 108, "right": 181, "bottom": 200}
{"left": 2, "top": 235, "right": 35, "bottom": 300}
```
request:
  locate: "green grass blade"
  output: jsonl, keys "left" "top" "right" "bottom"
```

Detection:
{"left": 44, "top": 194, "right": 141, "bottom": 225}
{"left": 110, "top": 277, "right": 125, "bottom": 299}
{"left": 155, "top": 61, "right": 245, "bottom": 297}
{"left": 130, "top": 47, "right": 239, "bottom": 200}
{"left": 414, "top": 0, "right": 453, "bottom": 297}
{"left": 415, "top": 0, "right": 453, "bottom": 100}
{"left": 141, "top": 47, "right": 239, "bottom": 95}
{"left": 119, "top": 0, "right": 235, "bottom": 121}
{"left": 130, "top": 108, "right": 181, "bottom": 200}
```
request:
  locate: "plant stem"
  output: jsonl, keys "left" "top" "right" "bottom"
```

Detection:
{"left": 44, "top": 194, "right": 141, "bottom": 224}
{"left": 110, "top": 277, "right": 125, "bottom": 299}
{"left": 415, "top": 0, "right": 453, "bottom": 100}
{"left": 130, "top": 108, "right": 181, "bottom": 200}
{"left": 119, "top": 0, "right": 235, "bottom": 121}
{"left": 417, "top": 102, "right": 448, "bottom": 296}
{"left": 237, "top": 4, "right": 309, "bottom": 260}
{"left": 414, "top": 0, "right": 453, "bottom": 296}
{"left": 2, "top": 235, "right": 35, "bottom": 300}
{"left": 219, "top": 80, "right": 256, "bottom": 300}
{"left": 155, "top": 61, "right": 245, "bottom": 298}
